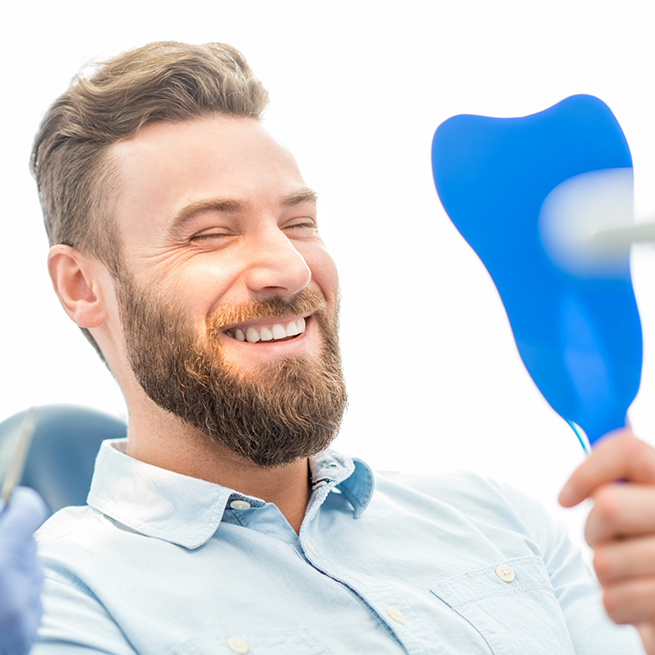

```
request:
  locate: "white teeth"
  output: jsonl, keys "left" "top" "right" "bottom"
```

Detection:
{"left": 232, "top": 317, "right": 307, "bottom": 343}
{"left": 272, "top": 323, "right": 287, "bottom": 339}
{"left": 246, "top": 327, "right": 260, "bottom": 343}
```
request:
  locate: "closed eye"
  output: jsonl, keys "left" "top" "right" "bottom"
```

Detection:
{"left": 284, "top": 221, "right": 318, "bottom": 233}
{"left": 190, "top": 231, "right": 234, "bottom": 241}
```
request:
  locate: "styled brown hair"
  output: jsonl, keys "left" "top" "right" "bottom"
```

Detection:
{"left": 30, "top": 41, "right": 269, "bottom": 357}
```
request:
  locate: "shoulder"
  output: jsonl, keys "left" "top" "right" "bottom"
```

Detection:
{"left": 35, "top": 506, "right": 95, "bottom": 544}
{"left": 374, "top": 468, "right": 534, "bottom": 516}
{"left": 35, "top": 504, "right": 140, "bottom": 578}
{"left": 373, "top": 469, "right": 566, "bottom": 548}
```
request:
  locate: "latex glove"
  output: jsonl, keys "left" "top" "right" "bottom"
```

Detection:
{"left": 559, "top": 430, "right": 655, "bottom": 654}
{"left": 0, "top": 487, "right": 48, "bottom": 655}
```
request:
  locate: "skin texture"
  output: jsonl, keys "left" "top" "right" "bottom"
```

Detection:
{"left": 560, "top": 429, "right": 655, "bottom": 653}
{"left": 47, "top": 115, "right": 341, "bottom": 534}
{"left": 44, "top": 112, "right": 655, "bottom": 646}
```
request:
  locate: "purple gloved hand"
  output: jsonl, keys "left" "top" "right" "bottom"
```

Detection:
{"left": 0, "top": 487, "right": 48, "bottom": 655}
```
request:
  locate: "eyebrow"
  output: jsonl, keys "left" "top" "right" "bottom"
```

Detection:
{"left": 167, "top": 188, "right": 318, "bottom": 236}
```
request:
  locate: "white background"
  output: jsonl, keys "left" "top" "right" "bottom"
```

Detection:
{"left": 3, "top": 0, "right": 655, "bottom": 557}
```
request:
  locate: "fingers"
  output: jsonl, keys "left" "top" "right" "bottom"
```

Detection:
{"left": 559, "top": 431, "right": 655, "bottom": 507}
{"left": 585, "top": 484, "right": 655, "bottom": 546}
{"left": 636, "top": 623, "right": 655, "bottom": 655}
{"left": 559, "top": 431, "right": 655, "bottom": 648}
{"left": 0, "top": 488, "right": 48, "bottom": 538}
{"left": 594, "top": 536, "right": 655, "bottom": 583}
{"left": 602, "top": 576, "right": 655, "bottom": 625}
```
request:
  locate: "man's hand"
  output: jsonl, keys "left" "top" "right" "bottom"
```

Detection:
{"left": 0, "top": 487, "right": 48, "bottom": 655}
{"left": 559, "top": 430, "right": 655, "bottom": 654}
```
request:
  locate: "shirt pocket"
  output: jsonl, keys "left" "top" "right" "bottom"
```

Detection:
{"left": 170, "top": 628, "right": 332, "bottom": 655}
{"left": 430, "top": 556, "right": 575, "bottom": 655}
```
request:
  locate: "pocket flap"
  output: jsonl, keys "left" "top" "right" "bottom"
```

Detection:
{"left": 432, "top": 556, "right": 553, "bottom": 606}
{"left": 431, "top": 556, "right": 575, "bottom": 655}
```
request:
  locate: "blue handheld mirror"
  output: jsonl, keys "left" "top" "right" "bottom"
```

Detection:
{"left": 432, "top": 95, "right": 642, "bottom": 448}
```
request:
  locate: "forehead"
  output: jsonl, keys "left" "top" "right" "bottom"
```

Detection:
{"left": 108, "top": 115, "right": 308, "bottom": 241}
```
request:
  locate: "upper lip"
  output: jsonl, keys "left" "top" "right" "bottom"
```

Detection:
{"left": 221, "top": 313, "right": 311, "bottom": 333}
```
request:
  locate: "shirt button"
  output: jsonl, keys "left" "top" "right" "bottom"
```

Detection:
{"left": 229, "top": 500, "right": 251, "bottom": 510}
{"left": 304, "top": 539, "right": 318, "bottom": 556}
{"left": 495, "top": 564, "right": 516, "bottom": 583}
{"left": 387, "top": 606, "right": 405, "bottom": 624}
{"left": 227, "top": 637, "right": 249, "bottom": 653}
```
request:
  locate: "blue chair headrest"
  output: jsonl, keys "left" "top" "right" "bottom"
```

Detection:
{"left": 0, "top": 405, "right": 127, "bottom": 516}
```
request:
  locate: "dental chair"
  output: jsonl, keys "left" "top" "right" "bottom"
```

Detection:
{"left": 0, "top": 405, "right": 127, "bottom": 518}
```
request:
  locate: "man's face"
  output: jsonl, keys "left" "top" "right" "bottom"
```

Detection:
{"left": 107, "top": 116, "right": 346, "bottom": 467}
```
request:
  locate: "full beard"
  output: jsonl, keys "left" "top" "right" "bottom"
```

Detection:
{"left": 116, "top": 274, "right": 347, "bottom": 468}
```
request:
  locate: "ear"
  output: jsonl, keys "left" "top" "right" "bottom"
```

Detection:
{"left": 48, "top": 245, "right": 109, "bottom": 329}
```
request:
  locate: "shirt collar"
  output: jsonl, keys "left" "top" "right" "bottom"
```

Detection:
{"left": 309, "top": 450, "right": 374, "bottom": 519}
{"left": 87, "top": 439, "right": 375, "bottom": 549}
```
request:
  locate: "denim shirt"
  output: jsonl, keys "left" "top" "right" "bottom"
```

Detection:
{"left": 34, "top": 439, "right": 643, "bottom": 654}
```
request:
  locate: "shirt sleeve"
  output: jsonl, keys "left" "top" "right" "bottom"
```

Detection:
{"left": 494, "top": 479, "right": 646, "bottom": 655}
{"left": 32, "top": 570, "right": 137, "bottom": 655}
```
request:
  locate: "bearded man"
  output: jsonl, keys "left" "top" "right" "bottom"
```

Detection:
{"left": 30, "top": 41, "right": 655, "bottom": 654}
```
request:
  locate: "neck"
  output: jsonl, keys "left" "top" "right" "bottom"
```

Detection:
{"left": 125, "top": 398, "right": 311, "bottom": 534}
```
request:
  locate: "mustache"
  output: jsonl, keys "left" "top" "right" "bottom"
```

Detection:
{"left": 206, "top": 289, "right": 329, "bottom": 336}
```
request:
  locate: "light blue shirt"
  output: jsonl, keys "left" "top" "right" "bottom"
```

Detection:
{"left": 34, "top": 439, "right": 643, "bottom": 654}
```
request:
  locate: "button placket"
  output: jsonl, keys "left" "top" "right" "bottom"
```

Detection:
{"left": 387, "top": 605, "right": 406, "bottom": 624}
{"left": 226, "top": 636, "right": 249, "bottom": 653}
{"left": 304, "top": 539, "right": 318, "bottom": 556}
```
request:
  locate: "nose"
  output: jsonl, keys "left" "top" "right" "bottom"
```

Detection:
{"left": 244, "top": 225, "right": 312, "bottom": 296}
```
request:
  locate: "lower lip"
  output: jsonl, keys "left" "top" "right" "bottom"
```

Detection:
{"left": 222, "top": 318, "right": 312, "bottom": 352}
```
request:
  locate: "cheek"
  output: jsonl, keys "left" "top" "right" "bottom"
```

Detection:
{"left": 164, "top": 257, "right": 241, "bottom": 313}
{"left": 306, "top": 247, "right": 339, "bottom": 304}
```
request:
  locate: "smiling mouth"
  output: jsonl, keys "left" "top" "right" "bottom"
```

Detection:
{"left": 224, "top": 316, "right": 307, "bottom": 343}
